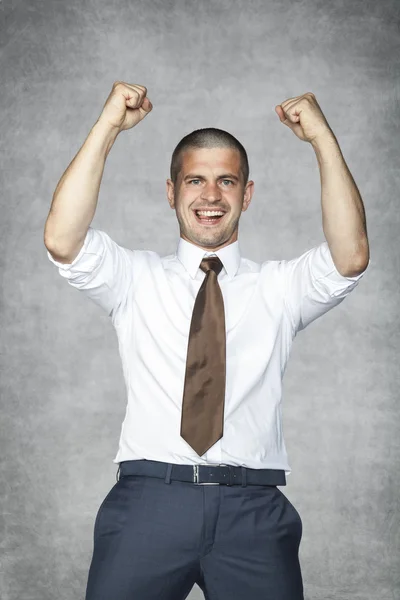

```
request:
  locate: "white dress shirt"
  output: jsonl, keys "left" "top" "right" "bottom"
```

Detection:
{"left": 47, "top": 227, "right": 369, "bottom": 476}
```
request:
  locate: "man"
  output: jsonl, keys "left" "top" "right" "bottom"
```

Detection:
{"left": 44, "top": 82, "right": 370, "bottom": 600}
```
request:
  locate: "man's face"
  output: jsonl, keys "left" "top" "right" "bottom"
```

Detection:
{"left": 166, "top": 147, "right": 254, "bottom": 251}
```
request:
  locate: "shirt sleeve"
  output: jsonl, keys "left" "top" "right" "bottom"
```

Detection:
{"left": 282, "top": 241, "right": 370, "bottom": 335}
{"left": 46, "top": 226, "right": 138, "bottom": 319}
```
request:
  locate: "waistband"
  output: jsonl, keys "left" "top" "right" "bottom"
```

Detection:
{"left": 117, "top": 459, "right": 286, "bottom": 487}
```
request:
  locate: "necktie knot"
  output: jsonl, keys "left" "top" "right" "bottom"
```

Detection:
{"left": 200, "top": 256, "right": 223, "bottom": 276}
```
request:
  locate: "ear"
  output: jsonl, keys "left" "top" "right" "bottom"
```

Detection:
{"left": 242, "top": 180, "right": 255, "bottom": 212}
{"left": 166, "top": 179, "right": 175, "bottom": 209}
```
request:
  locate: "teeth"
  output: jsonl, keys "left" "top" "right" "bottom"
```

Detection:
{"left": 196, "top": 210, "right": 224, "bottom": 216}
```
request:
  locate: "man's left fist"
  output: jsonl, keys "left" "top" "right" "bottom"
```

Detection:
{"left": 275, "top": 93, "right": 333, "bottom": 143}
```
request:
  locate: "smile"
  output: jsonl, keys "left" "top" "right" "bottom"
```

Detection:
{"left": 193, "top": 210, "right": 226, "bottom": 226}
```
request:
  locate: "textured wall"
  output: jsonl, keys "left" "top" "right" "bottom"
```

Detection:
{"left": 1, "top": 0, "right": 399, "bottom": 599}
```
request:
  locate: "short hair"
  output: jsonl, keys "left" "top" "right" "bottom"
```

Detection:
{"left": 170, "top": 127, "right": 249, "bottom": 187}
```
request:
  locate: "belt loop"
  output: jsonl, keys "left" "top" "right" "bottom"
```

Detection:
{"left": 116, "top": 464, "right": 121, "bottom": 482}
{"left": 241, "top": 466, "right": 247, "bottom": 487}
{"left": 164, "top": 463, "right": 173, "bottom": 484}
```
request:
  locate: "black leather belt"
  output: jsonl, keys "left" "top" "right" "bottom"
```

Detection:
{"left": 117, "top": 459, "right": 286, "bottom": 487}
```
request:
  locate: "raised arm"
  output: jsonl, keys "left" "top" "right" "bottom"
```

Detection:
{"left": 44, "top": 82, "right": 153, "bottom": 263}
{"left": 275, "top": 92, "right": 369, "bottom": 276}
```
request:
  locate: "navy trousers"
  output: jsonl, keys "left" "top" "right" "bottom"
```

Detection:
{"left": 85, "top": 461, "right": 304, "bottom": 600}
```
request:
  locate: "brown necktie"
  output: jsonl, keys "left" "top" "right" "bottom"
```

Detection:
{"left": 180, "top": 256, "right": 226, "bottom": 456}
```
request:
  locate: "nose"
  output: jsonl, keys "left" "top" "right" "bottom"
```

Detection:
{"left": 201, "top": 181, "right": 222, "bottom": 201}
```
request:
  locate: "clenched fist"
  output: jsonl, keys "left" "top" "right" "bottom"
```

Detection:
{"left": 98, "top": 82, "right": 153, "bottom": 133}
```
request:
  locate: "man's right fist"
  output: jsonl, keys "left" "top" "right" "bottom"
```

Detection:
{"left": 98, "top": 82, "right": 153, "bottom": 132}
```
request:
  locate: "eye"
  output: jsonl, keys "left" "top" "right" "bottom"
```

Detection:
{"left": 188, "top": 179, "right": 233, "bottom": 186}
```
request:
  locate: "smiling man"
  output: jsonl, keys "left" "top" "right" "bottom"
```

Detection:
{"left": 44, "top": 82, "right": 370, "bottom": 600}
{"left": 167, "top": 144, "right": 254, "bottom": 251}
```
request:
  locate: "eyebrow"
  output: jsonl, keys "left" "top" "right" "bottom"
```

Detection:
{"left": 183, "top": 173, "right": 240, "bottom": 182}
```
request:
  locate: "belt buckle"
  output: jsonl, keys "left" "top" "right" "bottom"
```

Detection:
{"left": 193, "top": 464, "right": 234, "bottom": 485}
{"left": 194, "top": 465, "right": 211, "bottom": 485}
{"left": 193, "top": 465, "right": 200, "bottom": 484}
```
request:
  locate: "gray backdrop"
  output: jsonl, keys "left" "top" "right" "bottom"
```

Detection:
{"left": 1, "top": 1, "right": 399, "bottom": 599}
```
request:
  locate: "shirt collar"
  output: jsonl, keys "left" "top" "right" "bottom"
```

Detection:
{"left": 175, "top": 236, "right": 241, "bottom": 280}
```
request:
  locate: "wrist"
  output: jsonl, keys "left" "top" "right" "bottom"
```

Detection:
{"left": 92, "top": 119, "right": 121, "bottom": 155}
{"left": 310, "top": 129, "right": 337, "bottom": 150}
{"left": 310, "top": 130, "right": 341, "bottom": 166}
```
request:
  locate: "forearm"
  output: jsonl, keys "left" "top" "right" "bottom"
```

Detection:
{"left": 311, "top": 131, "right": 369, "bottom": 276}
{"left": 44, "top": 119, "right": 119, "bottom": 254}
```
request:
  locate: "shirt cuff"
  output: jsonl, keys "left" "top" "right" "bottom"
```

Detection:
{"left": 46, "top": 227, "right": 94, "bottom": 274}
{"left": 314, "top": 241, "right": 370, "bottom": 284}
